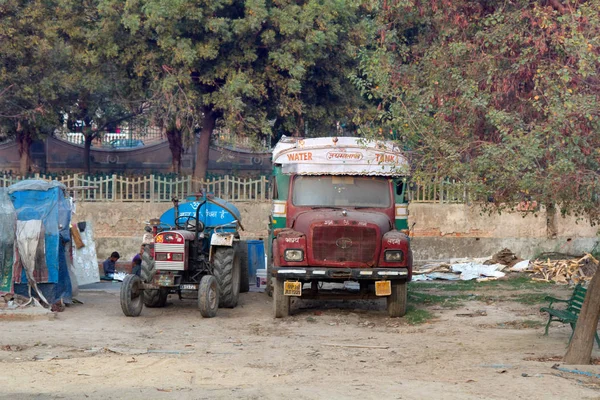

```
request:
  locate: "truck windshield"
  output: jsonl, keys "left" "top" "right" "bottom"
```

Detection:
{"left": 292, "top": 176, "right": 391, "bottom": 208}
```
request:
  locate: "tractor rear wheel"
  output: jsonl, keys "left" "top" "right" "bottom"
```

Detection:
{"left": 273, "top": 277, "right": 290, "bottom": 318}
{"left": 237, "top": 241, "right": 250, "bottom": 293}
{"left": 387, "top": 281, "right": 408, "bottom": 318}
{"left": 198, "top": 275, "right": 219, "bottom": 318}
{"left": 212, "top": 246, "right": 241, "bottom": 308}
{"left": 140, "top": 245, "right": 155, "bottom": 283}
{"left": 143, "top": 288, "right": 169, "bottom": 308}
{"left": 120, "top": 274, "right": 144, "bottom": 317}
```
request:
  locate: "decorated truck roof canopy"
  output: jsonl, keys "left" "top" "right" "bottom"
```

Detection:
{"left": 272, "top": 136, "right": 409, "bottom": 176}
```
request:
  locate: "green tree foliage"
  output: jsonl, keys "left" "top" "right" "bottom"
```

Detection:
{"left": 356, "top": 1, "right": 600, "bottom": 222}
{"left": 109, "top": 0, "right": 372, "bottom": 178}
{"left": 0, "top": 0, "right": 73, "bottom": 174}
{"left": 57, "top": 0, "right": 149, "bottom": 173}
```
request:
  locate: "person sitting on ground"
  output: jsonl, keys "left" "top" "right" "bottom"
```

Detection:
{"left": 131, "top": 246, "right": 144, "bottom": 277}
{"left": 103, "top": 251, "right": 120, "bottom": 279}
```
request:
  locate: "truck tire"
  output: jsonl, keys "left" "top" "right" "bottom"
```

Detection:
{"left": 198, "top": 275, "right": 219, "bottom": 318}
{"left": 143, "top": 288, "right": 169, "bottom": 308}
{"left": 387, "top": 281, "right": 408, "bottom": 318}
{"left": 120, "top": 274, "right": 144, "bottom": 317}
{"left": 237, "top": 241, "right": 250, "bottom": 293}
{"left": 273, "top": 277, "right": 290, "bottom": 318}
{"left": 212, "top": 246, "right": 241, "bottom": 308}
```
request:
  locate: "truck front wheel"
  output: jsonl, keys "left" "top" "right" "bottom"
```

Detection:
{"left": 387, "top": 281, "right": 408, "bottom": 318}
{"left": 273, "top": 277, "right": 290, "bottom": 318}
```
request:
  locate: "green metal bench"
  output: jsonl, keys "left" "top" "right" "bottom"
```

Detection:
{"left": 540, "top": 284, "right": 600, "bottom": 347}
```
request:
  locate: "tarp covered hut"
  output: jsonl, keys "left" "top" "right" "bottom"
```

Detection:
{"left": 0, "top": 188, "right": 16, "bottom": 293}
{"left": 8, "top": 180, "right": 72, "bottom": 304}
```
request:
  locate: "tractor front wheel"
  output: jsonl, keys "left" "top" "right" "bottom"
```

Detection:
{"left": 212, "top": 246, "right": 241, "bottom": 308}
{"left": 198, "top": 275, "right": 219, "bottom": 318}
{"left": 120, "top": 274, "right": 144, "bottom": 317}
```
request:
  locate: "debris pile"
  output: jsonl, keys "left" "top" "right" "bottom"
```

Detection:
{"left": 413, "top": 248, "right": 521, "bottom": 282}
{"left": 529, "top": 254, "right": 598, "bottom": 284}
{"left": 490, "top": 248, "right": 521, "bottom": 268}
{"left": 414, "top": 249, "right": 599, "bottom": 285}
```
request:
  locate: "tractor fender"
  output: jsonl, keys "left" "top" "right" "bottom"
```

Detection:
{"left": 210, "top": 232, "right": 235, "bottom": 247}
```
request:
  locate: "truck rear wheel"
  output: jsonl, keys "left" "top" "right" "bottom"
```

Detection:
{"left": 198, "top": 275, "right": 219, "bottom": 318}
{"left": 387, "top": 281, "right": 407, "bottom": 318}
{"left": 143, "top": 288, "right": 169, "bottom": 308}
{"left": 273, "top": 277, "right": 290, "bottom": 318}
{"left": 120, "top": 274, "right": 144, "bottom": 317}
{"left": 237, "top": 241, "right": 250, "bottom": 293}
{"left": 212, "top": 246, "right": 241, "bottom": 308}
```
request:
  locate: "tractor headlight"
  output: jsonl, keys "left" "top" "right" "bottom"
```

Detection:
{"left": 155, "top": 253, "right": 167, "bottom": 261}
{"left": 385, "top": 250, "right": 404, "bottom": 262}
{"left": 284, "top": 249, "right": 304, "bottom": 262}
{"left": 172, "top": 253, "right": 184, "bottom": 261}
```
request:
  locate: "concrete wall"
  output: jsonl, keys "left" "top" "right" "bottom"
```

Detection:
{"left": 410, "top": 204, "right": 598, "bottom": 263}
{"left": 77, "top": 202, "right": 598, "bottom": 264}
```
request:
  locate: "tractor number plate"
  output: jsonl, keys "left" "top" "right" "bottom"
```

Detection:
{"left": 284, "top": 281, "right": 302, "bottom": 297}
{"left": 180, "top": 284, "right": 198, "bottom": 290}
{"left": 375, "top": 280, "right": 392, "bottom": 296}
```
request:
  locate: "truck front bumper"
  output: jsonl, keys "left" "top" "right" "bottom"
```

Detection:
{"left": 272, "top": 267, "right": 410, "bottom": 281}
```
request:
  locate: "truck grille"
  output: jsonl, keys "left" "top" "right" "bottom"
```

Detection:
{"left": 312, "top": 226, "right": 378, "bottom": 264}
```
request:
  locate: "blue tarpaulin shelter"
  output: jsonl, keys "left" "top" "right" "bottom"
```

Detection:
{"left": 8, "top": 180, "right": 72, "bottom": 304}
{"left": 0, "top": 188, "right": 16, "bottom": 293}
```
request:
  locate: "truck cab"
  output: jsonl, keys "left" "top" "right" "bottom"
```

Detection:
{"left": 269, "top": 136, "right": 412, "bottom": 318}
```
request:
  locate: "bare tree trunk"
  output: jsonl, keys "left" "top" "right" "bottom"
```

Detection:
{"left": 83, "top": 133, "right": 94, "bottom": 174}
{"left": 17, "top": 130, "right": 32, "bottom": 175}
{"left": 564, "top": 256, "right": 600, "bottom": 364}
{"left": 166, "top": 127, "right": 183, "bottom": 174}
{"left": 293, "top": 114, "right": 304, "bottom": 137}
{"left": 193, "top": 108, "right": 215, "bottom": 186}
{"left": 546, "top": 202, "right": 558, "bottom": 239}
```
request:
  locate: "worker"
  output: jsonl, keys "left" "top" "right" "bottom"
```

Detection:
{"left": 131, "top": 246, "right": 144, "bottom": 277}
{"left": 103, "top": 251, "right": 120, "bottom": 279}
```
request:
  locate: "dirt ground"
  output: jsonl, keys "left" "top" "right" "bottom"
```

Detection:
{"left": 1, "top": 280, "right": 600, "bottom": 400}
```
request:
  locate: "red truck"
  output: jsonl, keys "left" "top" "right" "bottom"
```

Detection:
{"left": 269, "top": 136, "right": 412, "bottom": 318}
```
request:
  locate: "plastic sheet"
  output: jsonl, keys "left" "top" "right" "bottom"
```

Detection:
{"left": 450, "top": 263, "right": 506, "bottom": 280}
{"left": 15, "top": 220, "right": 49, "bottom": 304}
{"left": 7, "top": 179, "right": 66, "bottom": 194}
{"left": 72, "top": 221, "right": 100, "bottom": 285}
{"left": 0, "top": 188, "right": 16, "bottom": 293}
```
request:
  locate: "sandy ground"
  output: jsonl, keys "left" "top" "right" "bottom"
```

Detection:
{"left": 1, "top": 282, "right": 600, "bottom": 400}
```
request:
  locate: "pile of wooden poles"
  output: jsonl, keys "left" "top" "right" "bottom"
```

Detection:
{"left": 530, "top": 254, "right": 598, "bottom": 284}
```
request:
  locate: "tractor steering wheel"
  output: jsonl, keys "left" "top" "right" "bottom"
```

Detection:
{"left": 175, "top": 215, "right": 204, "bottom": 232}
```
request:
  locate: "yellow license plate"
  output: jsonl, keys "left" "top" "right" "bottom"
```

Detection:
{"left": 375, "top": 280, "right": 391, "bottom": 296}
{"left": 284, "top": 281, "right": 302, "bottom": 296}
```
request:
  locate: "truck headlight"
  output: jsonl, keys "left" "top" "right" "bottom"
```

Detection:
{"left": 385, "top": 250, "right": 404, "bottom": 262}
{"left": 284, "top": 249, "right": 304, "bottom": 262}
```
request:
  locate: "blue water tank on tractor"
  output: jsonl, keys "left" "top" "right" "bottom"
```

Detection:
{"left": 159, "top": 195, "right": 241, "bottom": 235}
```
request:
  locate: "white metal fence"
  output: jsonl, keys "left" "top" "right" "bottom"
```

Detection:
{"left": 1, "top": 173, "right": 468, "bottom": 203}
{"left": 0, "top": 174, "right": 269, "bottom": 202}
{"left": 408, "top": 179, "right": 469, "bottom": 204}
